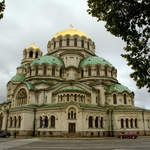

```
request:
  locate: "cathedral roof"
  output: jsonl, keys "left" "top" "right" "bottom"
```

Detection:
{"left": 11, "top": 74, "right": 25, "bottom": 82}
{"left": 53, "top": 26, "right": 89, "bottom": 39}
{"left": 30, "top": 55, "right": 64, "bottom": 67}
{"left": 26, "top": 45, "right": 40, "bottom": 50}
{"left": 80, "top": 56, "right": 113, "bottom": 67}
{"left": 57, "top": 86, "right": 86, "bottom": 92}
{"left": 106, "top": 84, "right": 132, "bottom": 94}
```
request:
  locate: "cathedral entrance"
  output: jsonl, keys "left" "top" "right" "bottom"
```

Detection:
{"left": 68, "top": 123, "right": 76, "bottom": 133}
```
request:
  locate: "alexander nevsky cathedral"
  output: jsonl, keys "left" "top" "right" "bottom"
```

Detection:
{"left": 0, "top": 26, "right": 150, "bottom": 137}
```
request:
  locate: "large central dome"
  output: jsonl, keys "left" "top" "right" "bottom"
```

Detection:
{"left": 54, "top": 26, "right": 89, "bottom": 39}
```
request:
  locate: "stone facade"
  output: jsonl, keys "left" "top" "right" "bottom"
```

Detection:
{"left": 0, "top": 26, "right": 150, "bottom": 137}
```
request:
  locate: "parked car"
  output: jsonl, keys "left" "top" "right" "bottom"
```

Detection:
{"left": 118, "top": 132, "right": 138, "bottom": 139}
{"left": 0, "top": 131, "right": 10, "bottom": 138}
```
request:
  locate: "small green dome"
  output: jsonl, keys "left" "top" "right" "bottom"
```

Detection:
{"left": 30, "top": 55, "right": 64, "bottom": 67}
{"left": 80, "top": 56, "right": 113, "bottom": 67}
{"left": 11, "top": 74, "right": 25, "bottom": 82}
{"left": 58, "top": 86, "right": 85, "bottom": 92}
{"left": 107, "top": 84, "right": 132, "bottom": 93}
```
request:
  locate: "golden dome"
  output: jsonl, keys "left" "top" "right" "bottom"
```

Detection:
{"left": 54, "top": 26, "right": 89, "bottom": 39}
{"left": 26, "top": 45, "right": 40, "bottom": 49}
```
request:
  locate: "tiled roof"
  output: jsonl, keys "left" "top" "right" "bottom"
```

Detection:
{"left": 30, "top": 55, "right": 64, "bottom": 67}
{"left": 11, "top": 74, "right": 25, "bottom": 82}
{"left": 107, "top": 84, "right": 132, "bottom": 93}
{"left": 80, "top": 56, "right": 113, "bottom": 67}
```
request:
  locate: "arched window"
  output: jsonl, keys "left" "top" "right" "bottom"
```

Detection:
{"left": 89, "top": 116, "right": 93, "bottom": 128}
{"left": 43, "top": 65, "right": 47, "bottom": 75}
{"left": 0, "top": 114, "right": 3, "bottom": 130}
{"left": 59, "top": 39, "right": 62, "bottom": 47}
{"left": 67, "top": 94, "right": 69, "bottom": 101}
{"left": 124, "top": 94, "right": 127, "bottom": 104}
{"left": 111, "top": 70, "right": 113, "bottom": 77}
{"left": 88, "top": 67, "right": 91, "bottom": 76}
{"left": 9, "top": 117, "right": 13, "bottom": 128}
{"left": 68, "top": 108, "right": 76, "bottom": 120}
{"left": 74, "top": 38, "right": 77, "bottom": 47}
{"left": 40, "top": 117, "right": 42, "bottom": 128}
{"left": 29, "top": 67, "right": 32, "bottom": 76}
{"left": 52, "top": 66, "right": 55, "bottom": 76}
{"left": 14, "top": 116, "right": 17, "bottom": 128}
{"left": 67, "top": 38, "right": 70, "bottom": 46}
{"left": 105, "top": 67, "right": 107, "bottom": 77}
{"left": 18, "top": 116, "right": 21, "bottom": 128}
{"left": 54, "top": 41, "right": 56, "bottom": 49}
{"left": 35, "top": 65, "right": 38, "bottom": 76}
{"left": 113, "top": 94, "right": 117, "bottom": 104}
{"left": 135, "top": 118, "right": 138, "bottom": 128}
{"left": 35, "top": 52, "right": 38, "bottom": 58}
{"left": 51, "top": 116, "right": 55, "bottom": 128}
{"left": 61, "top": 95, "right": 63, "bottom": 102}
{"left": 100, "top": 117, "right": 103, "bottom": 128}
{"left": 81, "top": 69, "right": 84, "bottom": 78}
{"left": 130, "top": 118, "right": 133, "bottom": 128}
{"left": 68, "top": 112, "right": 70, "bottom": 119}
{"left": 60, "top": 68, "right": 62, "bottom": 77}
{"left": 29, "top": 51, "right": 33, "bottom": 58}
{"left": 81, "top": 95, "right": 83, "bottom": 102}
{"left": 121, "top": 119, "right": 124, "bottom": 128}
{"left": 126, "top": 119, "right": 129, "bottom": 128}
{"left": 87, "top": 41, "right": 89, "bottom": 50}
{"left": 81, "top": 40, "right": 84, "bottom": 48}
{"left": 95, "top": 117, "right": 98, "bottom": 128}
{"left": 97, "top": 66, "right": 100, "bottom": 76}
{"left": 45, "top": 116, "right": 48, "bottom": 128}
{"left": 74, "top": 94, "right": 77, "bottom": 101}
{"left": 16, "top": 89, "right": 27, "bottom": 106}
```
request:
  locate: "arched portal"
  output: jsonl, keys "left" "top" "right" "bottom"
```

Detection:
{"left": 16, "top": 88, "right": 27, "bottom": 106}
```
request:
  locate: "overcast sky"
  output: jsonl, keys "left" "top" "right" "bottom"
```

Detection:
{"left": 0, "top": 0, "right": 149, "bottom": 108}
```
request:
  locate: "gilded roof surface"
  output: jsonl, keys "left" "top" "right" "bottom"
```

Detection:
{"left": 107, "top": 84, "right": 132, "bottom": 93}
{"left": 26, "top": 45, "right": 40, "bottom": 49}
{"left": 54, "top": 27, "right": 89, "bottom": 39}
{"left": 80, "top": 56, "right": 113, "bottom": 67}
{"left": 30, "top": 55, "right": 64, "bottom": 67}
{"left": 58, "top": 86, "right": 85, "bottom": 92}
{"left": 11, "top": 74, "right": 25, "bottom": 82}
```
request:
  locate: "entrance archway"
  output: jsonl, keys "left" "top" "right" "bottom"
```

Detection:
{"left": 68, "top": 123, "right": 76, "bottom": 133}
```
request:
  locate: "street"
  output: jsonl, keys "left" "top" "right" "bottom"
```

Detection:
{"left": 0, "top": 137, "right": 150, "bottom": 150}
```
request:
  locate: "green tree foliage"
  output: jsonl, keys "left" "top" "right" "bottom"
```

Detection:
{"left": 87, "top": 0, "right": 150, "bottom": 92}
{"left": 0, "top": 0, "right": 5, "bottom": 20}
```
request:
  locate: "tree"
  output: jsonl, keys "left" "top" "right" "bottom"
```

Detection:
{"left": 87, "top": 0, "right": 150, "bottom": 92}
{"left": 0, "top": 0, "right": 5, "bottom": 20}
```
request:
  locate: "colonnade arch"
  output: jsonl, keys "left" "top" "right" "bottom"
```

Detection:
{"left": 0, "top": 113, "right": 3, "bottom": 130}
{"left": 40, "top": 115, "right": 56, "bottom": 128}
{"left": 120, "top": 118, "right": 138, "bottom": 128}
{"left": 88, "top": 116, "right": 104, "bottom": 129}
{"left": 9, "top": 116, "right": 22, "bottom": 128}
{"left": 57, "top": 93, "right": 87, "bottom": 103}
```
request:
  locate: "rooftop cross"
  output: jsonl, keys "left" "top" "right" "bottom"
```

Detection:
{"left": 70, "top": 24, "right": 73, "bottom": 28}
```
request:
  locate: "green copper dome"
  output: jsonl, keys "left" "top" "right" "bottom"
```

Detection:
{"left": 11, "top": 74, "right": 25, "bottom": 82}
{"left": 107, "top": 84, "right": 132, "bottom": 93}
{"left": 30, "top": 56, "right": 64, "bottom": 67}
{"left": 58, "top": 86, "right": 85, "bottom": 92}
{"left": 80, "top": 56, "right": 113, "bottom": 67}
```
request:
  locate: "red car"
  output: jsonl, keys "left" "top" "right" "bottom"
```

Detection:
{"left": 118, "top": 132, "right": 138, "bottom": 139}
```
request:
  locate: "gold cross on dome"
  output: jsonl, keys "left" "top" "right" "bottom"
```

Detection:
{"left": 70, "top": 24, "right": 73, "bottom": 28}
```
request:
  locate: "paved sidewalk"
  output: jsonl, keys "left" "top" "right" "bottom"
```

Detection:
{"left": 0, "top": 138, "right": 39, "bottom": 150}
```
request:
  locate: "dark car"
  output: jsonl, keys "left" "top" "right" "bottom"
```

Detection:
{"left": 0, "top": 131, "right": 10, "bottom": 138}
{"left": 118, "top": 132, "right": 138, "bottom": 139}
